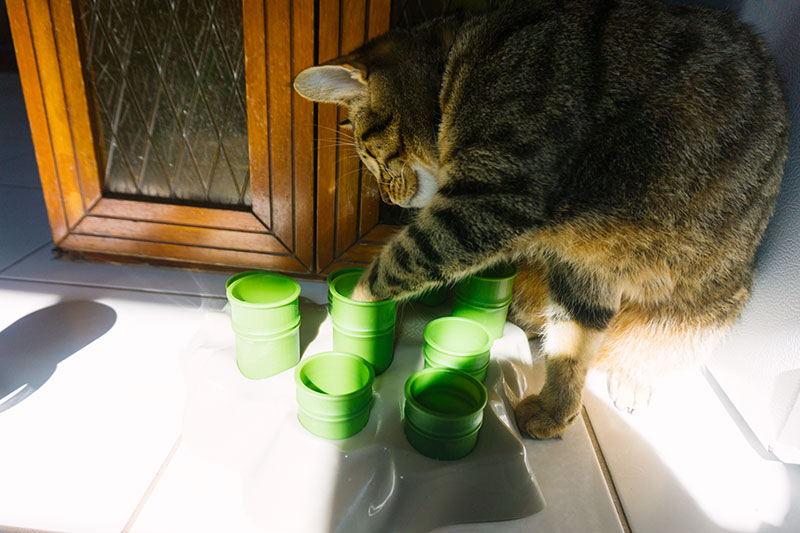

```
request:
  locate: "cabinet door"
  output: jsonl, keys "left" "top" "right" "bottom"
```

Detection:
{"left": 315, "top": 0, "right": 400, "bottom": 275}
{"left": 8, "top": 0, "right": 316, "bottom": 274}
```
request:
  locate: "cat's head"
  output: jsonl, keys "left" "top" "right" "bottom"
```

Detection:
{"left": 293, "top": 19, "right": 459, "bottom": 208}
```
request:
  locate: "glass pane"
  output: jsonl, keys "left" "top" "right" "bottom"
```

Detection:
{"left": 82, "top": 0, "right": 250, "bottom": 207}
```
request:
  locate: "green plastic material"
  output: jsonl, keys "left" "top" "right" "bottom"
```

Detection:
{"left": 295, "top": 352, "right": 375, "bottom": 439}
{"left": 423, "top": 316, "right": 491, "bottom": 380}
{"left": 404, "top": 421, "right": 481, "bottom": 461}
{"left": 227, "top": 272, "right": 301, "bottom": 336}
{"left": 225, "top": 270, "right": 267, "bottom": 290}
{"left": 326, "top": 267, "right": 364, "bottom": 297}
{"left": 235, "top": 324, "right": 300, "bottom": 379}
{"left": 332, "top": 322, "right": 395, "bottom": 375}
{"left": 451, "top": 295, "right": 509, "bottom": 341}
{"left": 328, "top": 270, "right": 397, "bottom": 332}
{"left": 455, "top": 262, "right": 518, "bottom": 308}
{"left": 424, "top": 355, "right": 490, "bottom": 382}
{"left": 403, "top": 368, "right": 487, "bottom": 460}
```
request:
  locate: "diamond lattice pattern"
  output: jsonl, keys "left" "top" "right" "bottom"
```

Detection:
{"left": 82, "top": 0, "right": 250, "bottom": 206}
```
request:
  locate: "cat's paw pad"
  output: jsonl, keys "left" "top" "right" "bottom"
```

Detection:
{"left": 607, "top": 370, "right": 654, "bottom": 414}
{"left": 514, "top": 395, "right": 576, "bottom": 440}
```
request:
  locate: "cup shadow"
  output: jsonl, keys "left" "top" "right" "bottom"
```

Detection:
{"left": 0, "top": 300, "right": 117, "bottom": 412}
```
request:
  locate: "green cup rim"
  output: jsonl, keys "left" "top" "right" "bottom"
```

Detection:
{"left": 404, "top": 368, "right": 488, "bottom": 421}
{"left": 225, "top": 270, "right": 268, "bottom": 290}
{"left": 423, "top": 316, "right": 492, "bottom": 357}
{"left": 329, "top": 271, "right": 394, "bottom": 308}
{"left": 295, "top": 351, "right": 375, "bottom": 402}
{"left": 326, "top": 267, "right": 366, "bottom": 287}
{"left": 470, "top": 262, "right": 518, "bottom": 282}
{"left": 226, "top": 272, "right": 301, "bottom": 309}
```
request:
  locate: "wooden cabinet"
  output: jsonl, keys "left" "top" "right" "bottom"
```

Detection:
{"left": 7, "top": 0, "right": 395, "bottom": 277}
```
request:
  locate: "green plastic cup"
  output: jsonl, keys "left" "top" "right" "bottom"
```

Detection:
{"left": 423, "top": 317, "right": 492, "bottom": 381}
{"left": 234, "top": 323, "right": 301, "bottom": 379}
{"left": 326, "top": 267, "right": 365, "bottom": 304}
{"left": 227, "top": 272, "right": 301, "bottom": 336}
{"left": 328, "top": 270, "right": 397, "bottom": 332}
{"left": 225, "top": 270, "right": 267, "bottom": 290}
{"left": 295, "top": 352, "right": 375, "bottom": 440}
{"left": 451, "top": 295, "right": 509, "bottom": 341}
{"left": 332, "top": 321, "right": 395, "bottom": 375}
{"left": 455, "top": 262, "right": 518, "bottom": 308}
{"left": 424, "top": 355, "right": 490, "bottom": 383}
{"left": 404, "top": 368, "right": 487, "bottom": 460}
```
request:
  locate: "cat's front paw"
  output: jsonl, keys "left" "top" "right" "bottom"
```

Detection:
{"left": 515, "top": 395, "right": 578, "bottom": 440}
{"left": 350, "top": 281, "right": 379, "bottom": 302}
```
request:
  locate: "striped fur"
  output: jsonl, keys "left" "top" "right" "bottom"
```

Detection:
{"left": 294, "top": 0, "right": 789, "bottom": 438}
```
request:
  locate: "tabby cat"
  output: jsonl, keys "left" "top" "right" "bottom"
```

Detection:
{"left": 293, "top": 0, "right": 789, "bottom": 439}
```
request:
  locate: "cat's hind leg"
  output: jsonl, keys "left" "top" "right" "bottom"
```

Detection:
{"left": 515, "top": 260, "right": 619, "bottom": 439}
{"left": 508, "top": 259, "right": 549, "bottom": 338}
{"left": 595, "top": 303, "right": 731, "bottom": 414}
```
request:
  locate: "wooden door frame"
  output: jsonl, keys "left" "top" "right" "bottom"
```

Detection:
{"left": 315, "top": 0, "right": 398, "bottom": 275}
{"left": 8, "top": 0, "right": 316, "bottom": 274}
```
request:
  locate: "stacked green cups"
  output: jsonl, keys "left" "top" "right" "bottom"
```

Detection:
{"left": 423, "top": 317, "right": 492, "bottom": 382}
{"left": 226, "top": 271, "right": 301, "bottom": 379}
{"left": 404, "top": 368, "right": 488, "bottom": 460}
{"left": 328, "top": 269, "right": 397, "bottom": 374}
{"left": 452, "top": 262, "right": 518, "bottom": 340}
{"left": 295, "top": 352, "right": 375, "bottom": 439}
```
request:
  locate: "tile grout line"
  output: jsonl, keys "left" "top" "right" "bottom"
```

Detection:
{"left": 581, "top": 407, "right": 632, "bottom": 533}
{"left": 0, "top": 275, "right": 229, "bottom": 301}
{"left": 0, "top": 241, "right": 53, "bottom": 276}
{"left": 121, "top": 435, "right": 183, "bottom": 533}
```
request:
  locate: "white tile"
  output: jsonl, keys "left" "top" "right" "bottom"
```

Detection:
{"left": 584, "top": 368, "right": 800, "bottom": 533}
{"left": 132, "top": 308, "right": 622, "bottom": 533}
{"left": 0, "top": 186, "right": 52, "bottom": 271}
{"left": 1, "top": 245, "right": 330, "bottom": 304}
{"left": 0, "top": 152, "right": 40, "bottom": 188}
{"left": 0, "top": 280, "right": 207, "bottom": 532}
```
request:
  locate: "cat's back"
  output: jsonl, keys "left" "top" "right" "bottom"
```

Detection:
{"left": 439, "top": 0, "right": 788, "bottom": 226}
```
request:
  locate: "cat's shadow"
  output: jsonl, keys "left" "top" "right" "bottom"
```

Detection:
{"left": 0, "top": 300, "right": 117, "bottom": 412}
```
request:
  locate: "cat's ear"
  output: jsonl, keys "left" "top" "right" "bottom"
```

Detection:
{"left": 293, "top": 63, "right": 368, "bottom": 105}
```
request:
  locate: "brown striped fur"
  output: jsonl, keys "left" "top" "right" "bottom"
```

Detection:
{"left": 294, "top": 0, "right": 789, "bottom": 438}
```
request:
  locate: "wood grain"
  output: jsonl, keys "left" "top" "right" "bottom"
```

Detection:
{"left": 6, "top": 0, "right": 68, "bottom": 242}
{"left": 89, "top": 198, "right": 270, "bottom": 233}
{"left": 242, "top": 0, "right": 272, "bottom": 227}
{"left": 60, "top": 234, "right": 308, "bottom": 272}
{"left": 50, "top": 0, "right": 102, "bottom": 208}
{"left": 291, "top": 0, "right": 315, "bottom": 270}
{"left": 335, "top": 0, "right": 366, "bottom": 256}
{"left": 74, "top": 216, "right": 287, "bottom": 254}
{"left": 315, "top": 0, "right": 341, "bottom": 271}
{"left": 358, "top": 0, "right": 392, "bottom": 237}
{"left": 266, "top": 0, "right": 294, "bottom": 249}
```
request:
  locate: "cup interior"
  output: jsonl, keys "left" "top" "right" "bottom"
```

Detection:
{"left": 474, "top": 262, "right": 518, "bottom": 281}
{"left": 229, "top": 273, "right": 300, "bottom": 306}
{"left": 407, "top": 370, "right": 486, "bottom": 417}
{"left": 330, "top": 272, "right": 362, "bottom": 300}
{"left": 425, "top": 317, "right": 491, "bottom": 355}
{"left": 298, "top": 353, "right": 372, "bottom": 397}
